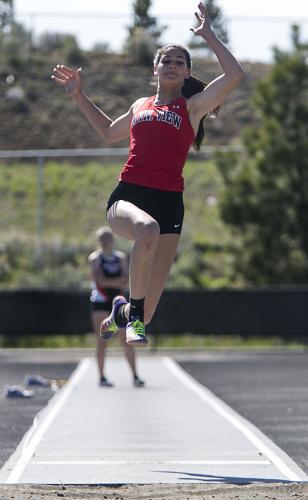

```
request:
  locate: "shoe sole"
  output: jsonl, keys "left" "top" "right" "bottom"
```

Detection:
{"left": 101, "top": 330, "right": 115, "bottom": 340}
{"left": 100, "top": 295, "right": 127, "bottom": 339}
{"left": 126, "top": 337, "right": 148, "bottom": 345}
{"left": 100, "top": 322, "right": 117, "bottom": 340}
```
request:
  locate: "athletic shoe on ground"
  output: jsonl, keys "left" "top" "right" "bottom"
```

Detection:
{"left": 4, "top": 385, "right": 34, "bottom": 398}
{"left": 126, "top": 318, "right": 148, "bottom": 345}
{"left": 133, "top": 376, "right": 145, "bottom": 387}
{"left": 24, "top": 374, "right": 50, "bottom": 387}
{"left": 99, "top": 377, "right": 114, "bottom": 388}
{"left": 100, "top": 295, "right": 127, "bottom": 339}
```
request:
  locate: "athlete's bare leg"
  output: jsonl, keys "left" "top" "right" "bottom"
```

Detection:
{"left": 118, "top": 329, "right": 137, "bottom": 374}
{"left": 107, "top": 201, "right": 160, "bottom": 299}
{"left": 107, "top": 202, "right": 180, "bottom": 332}
{"left": 144, "top": 234, "right": 180, "bottom": 324}
{"left": 91, "top": 310, "right": 109, "bottom": 380}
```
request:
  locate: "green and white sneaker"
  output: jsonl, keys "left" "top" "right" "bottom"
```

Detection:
{"left": 100, "top": 295, "right": 127, "bottom": 340}
{"left": 126, "top": 318, "right": 148, "bottom": 345}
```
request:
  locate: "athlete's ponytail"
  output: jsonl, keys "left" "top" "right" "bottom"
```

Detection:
{"left": 154, "top": 44, "right": 220, "bottom": 151}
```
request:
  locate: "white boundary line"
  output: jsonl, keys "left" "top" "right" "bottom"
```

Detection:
{"left": 31, "top": 460, "right": 271, "bottom": 466}
{"left": 164, "top": 356, "right": 307, "bottom": 482}
{"left": 6, "top": 357, "right": 91, "bottom": 484}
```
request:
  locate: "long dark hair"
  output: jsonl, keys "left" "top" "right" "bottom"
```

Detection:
{"left": 153, "top": 44, "right": 219, "bottom": 151}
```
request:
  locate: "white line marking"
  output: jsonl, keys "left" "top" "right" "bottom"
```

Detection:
{"left": 6, "top": 357, "right": 91, "bottom": 484}
{"left": 164, "top": 356, "right": 305, "bottom": 482}
{"left": 31, "top": 460, "right": 271, "bottom": 466}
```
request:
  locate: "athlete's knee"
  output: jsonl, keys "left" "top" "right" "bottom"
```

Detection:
{"left": 135, "top": 220, "right": 160, "bottom": 248}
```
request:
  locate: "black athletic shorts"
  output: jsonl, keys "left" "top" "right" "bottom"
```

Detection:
{"left": 89, "top": 300, "right": 113, "bottom": 313}
{"left": 106, "top": 182, "right": 184, "bottom": 234}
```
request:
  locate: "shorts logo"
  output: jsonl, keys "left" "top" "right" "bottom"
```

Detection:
{"left": 174, "top": 224, "right": 181, "bottom": 228}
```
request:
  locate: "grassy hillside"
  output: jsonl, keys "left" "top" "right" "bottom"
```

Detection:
{"left": 0, "top": 159, "right": 240, "bottom": 289}
{"left": 1, "top": 49, "right": 271, "bottom": 150}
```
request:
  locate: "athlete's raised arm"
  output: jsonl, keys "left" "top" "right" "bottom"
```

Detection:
{"left": 51, "top": 64, "right": 138, "bottom": 144}
{"left": 187, "top": 2, "right": 244, "bottom": 123}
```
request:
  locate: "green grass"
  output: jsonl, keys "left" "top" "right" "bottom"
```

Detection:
{"left": 0, "top": 333, "right": 306, "bottom": 349}
{"left": 0, "top": 161, "right": 121, "bottom": 237}
{"left": 0, "top": 159, "right": 239, "bottom": 289}
{"left": 0, "top": 159, "right": 229, "bottom": 241}
{"left": 0, "top": 334, "right": 94, "bottom": 349}
{"left": 153, "top": 334, "right": 307, "bottom": 349}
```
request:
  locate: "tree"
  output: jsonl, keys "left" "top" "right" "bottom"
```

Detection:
{"left": 189, "top": 0, "right": 228, "bottom": 54}
{"left": 1, "top": 21, "right": 32, "bottom": 67}
{"left": 216, "top": 26, "right": 308, "bottom": 285}
{"left": 0, "top": 1, "right": 34, "bottom": 65}
{"left": 126, "top": 0, "right": 165, "bottom": 65}
{"left": 61, "top": 35, "right": 84, "bottom": 65}
{"left": 0, "top": 0, "right": 13, "bottom": 30}
{"left": 128, "top": 0, "right": 165, "bottom": 40}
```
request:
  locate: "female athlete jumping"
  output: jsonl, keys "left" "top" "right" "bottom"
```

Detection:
{"left": 52, "top": 2, "right": 244, "bottom": 345}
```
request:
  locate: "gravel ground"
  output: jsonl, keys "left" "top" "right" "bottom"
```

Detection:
{"left": 1, "top": 482, "right": 308, "bottom": 499}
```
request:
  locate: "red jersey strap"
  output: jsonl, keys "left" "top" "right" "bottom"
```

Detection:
{"left": 95, "top": 283, "right": 109, "bottom": 301}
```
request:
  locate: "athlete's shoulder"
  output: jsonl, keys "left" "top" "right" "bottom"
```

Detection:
{"left": 88, "top": 250, "right": 101, "bottom": 263}
{"left": 185, "top": 90, "right": 205, "bottom": 113}
{"left": 114, "top": 249, "right": 127, "bottom": 260}
{"left": 180, "top": 96, "right": 189, "bottom": 105}
{"left": 131, "top": 96, "right": 151, "bottom": 113}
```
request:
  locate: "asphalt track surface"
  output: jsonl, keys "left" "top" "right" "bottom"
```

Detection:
{"left": 0, "top": 349, "right": 78, "bottom": 469}
{"left": 178, "top": 350, "right": 308, "bottom": 475}
{"left": 0, "top": 348, "right": 307, "bottom": 488}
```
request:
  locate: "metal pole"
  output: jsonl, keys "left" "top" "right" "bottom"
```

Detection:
{"left": 37, "top": 155, "right": 45, "bottom": 248}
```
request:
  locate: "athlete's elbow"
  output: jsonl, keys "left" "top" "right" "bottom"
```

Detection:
{"left": 106, "top": 135, "right": 121, "bottom": 145}
{"left": 103, "top": 135, "right": 114, "bottom": 145}
{"left": 232, "top": 66, "right": 245, "bottom": 85}
{"left": 102, "top": 129, "right": 122, "bottom": 145}
{"left": 224, "top": 70, "right": 244, "bottom": 93}
{"left": 100, "top": 128, "right": 113, "bottom": 145}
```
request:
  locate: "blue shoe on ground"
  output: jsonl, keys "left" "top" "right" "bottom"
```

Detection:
{"left": 5, "top": 385, "right": 34, "bottom": 398}
{"left": 24, "top": 374, "right": 50, "bottom": 387}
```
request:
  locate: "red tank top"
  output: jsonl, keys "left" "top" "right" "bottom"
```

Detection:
{"left": 119, "top": 96, "right": 195, "bottom": 192}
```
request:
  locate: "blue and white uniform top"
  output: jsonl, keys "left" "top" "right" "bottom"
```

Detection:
{"left": 90, "top": 251, "right": 123, "bottom": 303}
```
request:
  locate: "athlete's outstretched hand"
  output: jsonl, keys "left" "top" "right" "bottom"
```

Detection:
{"left": 190, "top": 2, "right": 212, "bottom": 38}
{"left": 51, "top": 64, "right": 82, "bottom": 97}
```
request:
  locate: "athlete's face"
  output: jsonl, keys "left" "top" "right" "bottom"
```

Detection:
{"left": 99, "top": 234, "right": 114, "bottom": 252}
{"left": 154, "top": 48, "right": 190, "bottom": 86}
